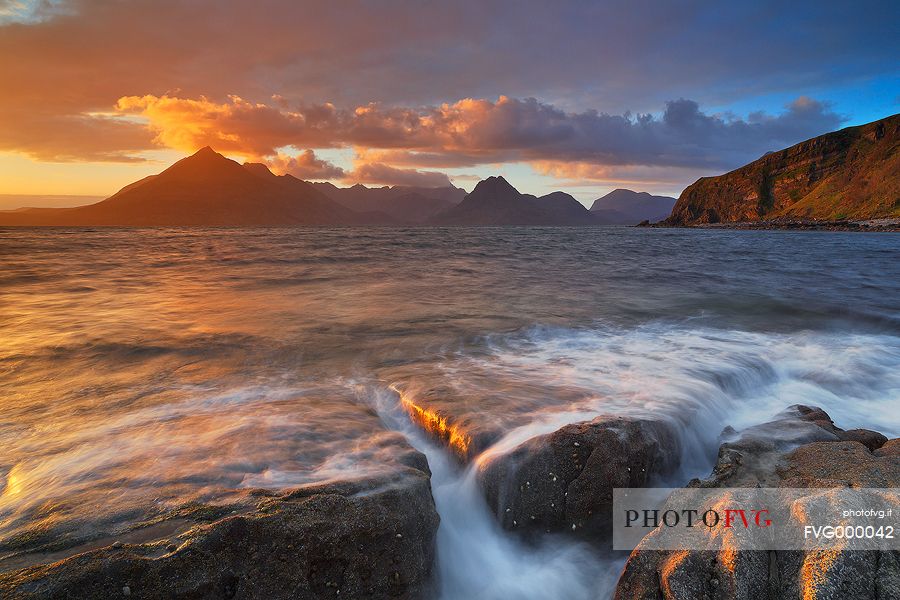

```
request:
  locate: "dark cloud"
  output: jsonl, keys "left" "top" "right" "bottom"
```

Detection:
{"left": 1, "top": 1, "right": 894, "bottom": 110}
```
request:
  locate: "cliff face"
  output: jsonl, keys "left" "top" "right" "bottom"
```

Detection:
{"left": 666, "top": 113, "right": 900, "bottom": 225}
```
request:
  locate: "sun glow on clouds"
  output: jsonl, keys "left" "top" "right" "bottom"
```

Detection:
{"left": 114, "top": 95, "right": 282, "bottom": 158}
{"left": 0, "top": 86, "right": 852, "bottom": 198}
{"left": 109, "top": 92, "right": 846, "bottom": 193}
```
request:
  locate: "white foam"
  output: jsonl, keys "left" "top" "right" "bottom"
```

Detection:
{"left": 368, "top": 386, "right": 623, "bottom": 600}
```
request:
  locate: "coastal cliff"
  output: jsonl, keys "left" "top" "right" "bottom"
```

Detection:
{"left": 666, "top": 113, "right": 900, "bottom": 225}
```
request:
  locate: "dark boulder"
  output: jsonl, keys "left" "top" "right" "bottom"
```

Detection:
{"left": 0, "top": 466, "right": 439, "bottom": 600}
{"left": 477, "top": 416, "right": 681, "bottom": 542}
{"left": 841, "top": 428, "right": 888, "bottom": 452}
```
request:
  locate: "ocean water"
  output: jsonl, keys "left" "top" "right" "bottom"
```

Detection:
{"left": 1, "top": 226, "right": 899, "bottom": 597}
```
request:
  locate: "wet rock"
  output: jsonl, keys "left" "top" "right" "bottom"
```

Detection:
{"left": 477, "top": 415, "right": 680, "bottom": 542}
{"left": 0, "top": 465, "right": 439, "bottom": 600}
{"left": 690, "top": 404, "right": 884, "bottom": 488}
{"left": 615, "top": 406, "right": 900, "bottom": 600}
{"left": 616, "top": 547, "right": 772, "bottom": 600}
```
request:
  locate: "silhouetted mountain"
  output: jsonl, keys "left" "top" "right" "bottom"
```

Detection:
{"left": 589, "top": 189, "right": 676, "bottom": 225}
{"left": 0, "top": 148, "right": 372, "bottom": 226}
{"left": 311, "top": 182, "right": 465, "bottom": 223}
{"left": 429, "top": 176, "right": 598, "bottom": 225}
{"left": 666, "top": 113, "right": 900, "bottom": 224}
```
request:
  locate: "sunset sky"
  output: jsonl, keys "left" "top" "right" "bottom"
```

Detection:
{"left": 1, "top": 0, "right": 897, "bottom": 208}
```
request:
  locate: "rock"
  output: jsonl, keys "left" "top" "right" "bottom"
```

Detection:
{"left": 615, "top": 406, "right": 900, "bottom": 600}
{"left": 779, "top": 441, "right": 900, "bottom": 487}
{"left": 839, "top": 429, "right": 888, "bottom": 452}
{"left": 875, "top": 439, "right": 900, "bottom": 458}
{"left": 688, "top": 406, "right": 838, "bottom": 488}
{"left": 0, "top": 465, "right": 439, "bottom": 600}
{"left": 689, "top": 404, "right": 889, "bottom": 488}
{"left": 477, "top": 415, "right": 680, "bottom": 542}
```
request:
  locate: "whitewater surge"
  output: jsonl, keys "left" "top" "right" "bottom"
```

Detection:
{"left": 369, "top": 385, "right": 623, "bottom": 600}
{"left": 426, "top": 322, "right": 900, "bottom": 469}
{"left": 489, "top": 323, "right": 900, "bottom": 434}
{"left": 372, "top": 321, "right": 900, "bottom": 599}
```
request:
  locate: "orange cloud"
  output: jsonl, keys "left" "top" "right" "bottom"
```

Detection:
{"left": 265, "top": 150, "right": 345, "bottom": 180}
{"left": 115, "top": 95, "right": 313, "bottom": 158}
{"left": 0, "top": 110, "right": 155, "bottom": 162}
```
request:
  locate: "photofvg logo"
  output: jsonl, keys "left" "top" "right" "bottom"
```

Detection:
{"left": 612, "top": 488, "right": 899, "bottom": 551}
{"left": 625, "top": 503, "right": 772, "bottom": 529}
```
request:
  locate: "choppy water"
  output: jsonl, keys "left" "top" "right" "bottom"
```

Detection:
{"left": 1, "top": 227, "right": 899, "bottom": 597}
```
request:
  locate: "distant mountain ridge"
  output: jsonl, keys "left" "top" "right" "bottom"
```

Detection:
{"left": 666, "top": 113, "right": 900, "bottom": 225}
{"left": 589, "top": 189, "right": 676, "bottom": 224}
{"left": 311, "top": 182, "right": 465, "bottom": 224}
{"left": 0, "top": 147, "right": 677, "bottom": 227}
{"left": 429, "top": 176, "right": 599, "bottom": 225}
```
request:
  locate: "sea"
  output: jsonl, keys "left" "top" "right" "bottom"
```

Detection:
{"left": 1, "top": 226, "right": 899, "bottom": 598}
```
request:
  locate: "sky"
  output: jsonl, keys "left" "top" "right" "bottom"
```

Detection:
{"left": 0, "top": 0, "right": 898, "bottom": 208}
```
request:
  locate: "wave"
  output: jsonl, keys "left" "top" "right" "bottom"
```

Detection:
{"left": 371, "top": 321, "right": 900, "bottom": 598}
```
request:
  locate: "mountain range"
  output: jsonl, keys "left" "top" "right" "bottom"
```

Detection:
{"left": 8, "top": 112, "right": 893, "bottom": 230}
{"left": 589, "top": 189, "right": 676, "bottom": 224}
{"left": 312, "top": 182, "right": 466, "bottom": 224}
{"left": 429, "top": 176, "right": 599, "bottom": 225}
{"left": 0, "top": 148, "right": 667, "bottom": 227}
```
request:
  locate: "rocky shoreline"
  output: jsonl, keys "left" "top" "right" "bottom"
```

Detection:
{"left": 469, "top": 404, "right": 899, "bottom": 599}
{"left": 0, "top": 459, "right": 439, "bottom": 599}
{"left": 638, "top": 217, "right": 900, "bottom": 231}
{"left": 1, "top": 403, "right": 897, "bottom": 599}
{"left": 615, "top": 405, "right": 900, "bottom": 599}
